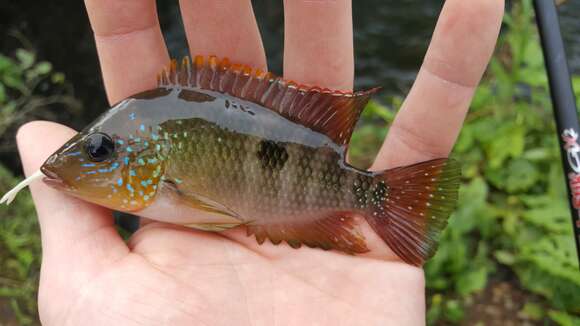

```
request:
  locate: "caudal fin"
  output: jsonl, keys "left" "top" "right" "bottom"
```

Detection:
{"left": 364, "top": 159, "right": 461, "bottom": 266}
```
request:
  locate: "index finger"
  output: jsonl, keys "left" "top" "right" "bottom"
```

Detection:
{"left": 85, "top": 0, "right": 169, "bottom": 104}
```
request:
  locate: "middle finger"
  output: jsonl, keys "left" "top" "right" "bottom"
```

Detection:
{"left": 179, "top": 0, "right": 267, "bottom": 69}
{"left": 283, "top": 0, "right": 354, "bottom": 90}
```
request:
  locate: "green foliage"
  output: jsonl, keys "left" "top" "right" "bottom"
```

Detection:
{"left": 352, "top": 1, "right": 580, "bottom": 324}
{"left": 0, "top": 165, "right": 39, "bottom": 325}
{"left": 0, "top": 48, "right": 78, "bottom": 324}
{"left": 0, "top": 48, "right": 79, "bottom": 151}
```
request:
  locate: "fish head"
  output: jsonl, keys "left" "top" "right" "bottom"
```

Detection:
{"left": 41, "top": 98, "right": 169, "bottom": 212}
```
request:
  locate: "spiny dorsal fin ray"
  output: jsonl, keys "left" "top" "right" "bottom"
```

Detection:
{"left": 157, "top": 55, "right": 380, "bottom": 146}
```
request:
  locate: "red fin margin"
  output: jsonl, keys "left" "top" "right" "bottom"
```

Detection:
{"left": 157, "top": 56, "right": 380, "bottom": 146}
{"left": 246, "top": 214, "right": 369, "bottom": 254}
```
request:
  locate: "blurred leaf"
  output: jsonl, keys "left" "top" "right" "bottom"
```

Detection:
{"left": 456, "top": 266, "right": 488, "bottom": 296}
{"left": 548, "top": 310, "right": 580, "bottom": 326}
{"left": 0, "top": 83, "right": 5, "bottom": 103}
{"left": 444, "top": 300, "right": 464, "bottom": 323}
{"left": 495, "top": 250, "right": 516, "bottom": 265}
{"left": 505, "top": 159, "right": 540, "bottom": 192}
{"left": 51, "top": 72, "right": 65, "bottom": 84}
{"left": 486, "top": 125, "right": 525, "bottom": 168}
{"left": 34, "top": 61, "right": 52, "bottom": 75}
{"left": 521, "top": 302, "right": 544, "bottom": 321}
{"left": 15, "top": 49, "right": 34, "bottom": 70}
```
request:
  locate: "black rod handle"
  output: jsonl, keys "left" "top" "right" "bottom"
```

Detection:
{"left": 533, "top": 0, "right": 580, "bottom": 267}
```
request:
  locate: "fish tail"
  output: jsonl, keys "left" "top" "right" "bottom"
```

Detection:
{"left": 362, "top": 159, "right": 461, "bottom": 266}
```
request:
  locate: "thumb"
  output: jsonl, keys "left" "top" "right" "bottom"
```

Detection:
{"left": 16, "top": 121, "right": 128, "bottom": 272}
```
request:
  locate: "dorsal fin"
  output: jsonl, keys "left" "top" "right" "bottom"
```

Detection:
{"left": 157, "top": 56, "right": 380, "bottom": 145}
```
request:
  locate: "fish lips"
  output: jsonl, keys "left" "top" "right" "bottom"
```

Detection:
{"left": 40, "top": 165, "right": 66, "bottom": 189}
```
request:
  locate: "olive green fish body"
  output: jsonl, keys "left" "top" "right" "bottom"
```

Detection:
{"left": 161, "top": 109, "right": 365, "bottom": 224}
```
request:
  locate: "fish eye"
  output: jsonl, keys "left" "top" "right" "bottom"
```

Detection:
{"left": 84, "top": 132, "right": 115, "bottom": 162}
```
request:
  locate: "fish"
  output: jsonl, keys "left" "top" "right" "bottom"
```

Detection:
{"left": 1, "top": 55, "right": 460, "bottom": 266}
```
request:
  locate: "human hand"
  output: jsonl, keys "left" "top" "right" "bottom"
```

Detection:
{"left": 17, "top": 1, "right": 503, "bottom": 325}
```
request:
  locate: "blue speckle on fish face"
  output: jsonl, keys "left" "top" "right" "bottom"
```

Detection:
{"left": 140, "top": 180, "right": 148, "bottom": 187}
{"left": 82, "top": 163, "right": 96, "bottom": 167}
{"left": 148, "top": 158, "right": 158, "bottom": 164}
{"left": 129, "top": 169, "right": 137, "bottom": 176}
{"left": 138, "top": 158, "right": 145, "bottom": 166}
{"left": 129, "top": 112, "right": 136, "bottom": 120}
{"left": 140, "top": 124, "right": 145, "bottom": 132}
{"left": 152, "top": 133, "right": 160, "bottom": 141}
{"left": 144, "top": 195, "right": 150, "bottom": 201}
{"left": 126, "top": 146, "right": 133, "bottom": 153}
{"left": 126, "top": 184, "right": 134, "bottom": 192}
{"left": 124, "top": 157, "right": 130, "bottom": 165}
{"left": 117, "top": 139, "right": 124, "bottom": 145}
{"left": 117, "top": 178, "right": 123, "bottom": 186}
{"left": 111, "top": 162, "right": 120, "bottom": 170}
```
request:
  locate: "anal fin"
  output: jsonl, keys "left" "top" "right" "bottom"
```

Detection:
{"left": 247, "top": 214, "right": 368, "bottom": 254}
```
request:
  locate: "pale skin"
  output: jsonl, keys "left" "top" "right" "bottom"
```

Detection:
{"left": 16, "top": 0, "right": 504, "bottom": 325}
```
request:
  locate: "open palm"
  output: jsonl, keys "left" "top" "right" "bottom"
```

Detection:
{"left": 17, "top": 1, "right": 503, "bottom": 325}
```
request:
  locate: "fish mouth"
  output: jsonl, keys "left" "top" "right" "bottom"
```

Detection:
{"left": 40, "top": 166, "right": 66, "bottom": 189}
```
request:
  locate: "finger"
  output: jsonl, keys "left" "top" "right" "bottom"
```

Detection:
{"left": 283, "top": 0, "right": 354, "bottom": 90}
{"left": 374, "top": 0, "right": 504, "bottom": 170}
{"left": 85, "top": 0, "right": 169, "bottom": 104}
{"left": 179, "top": 0, "right": 267, "bottom": 70}
{"left": 16, "top": 121, "right": 128, "bottom": 266}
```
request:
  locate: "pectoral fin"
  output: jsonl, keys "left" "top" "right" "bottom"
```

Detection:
{"left": 163, "top": 179, "right": 242, "bottom": 222}
{"left": 180, "top": 192, "right": 241, "bottom": 220}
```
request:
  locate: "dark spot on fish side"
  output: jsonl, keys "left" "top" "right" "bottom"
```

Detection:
{"left": 132, "top": 88, "right": 172, "bottom": 100}
{"left": 178, "top": 89, "right": 216, "bottom": 103}
{"left": 257, "top": 140, "right": 289, "bottom": 170}
{"left": 226, "top": 99, "right": 256, "bottom": 116}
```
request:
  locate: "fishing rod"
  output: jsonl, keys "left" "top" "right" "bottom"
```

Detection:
{"left": 533, "top": 0, "right": 580, "bottom": 268}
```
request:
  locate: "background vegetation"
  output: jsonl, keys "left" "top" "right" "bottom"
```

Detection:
{"left": 0, "top": 1, "right": 579, "bottom": 325}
